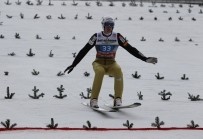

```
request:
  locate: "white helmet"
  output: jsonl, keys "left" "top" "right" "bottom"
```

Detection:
{"left": 101, "top": 16, "right": 115, "bottom": 30}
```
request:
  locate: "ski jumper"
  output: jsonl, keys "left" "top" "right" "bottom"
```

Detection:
{"left": 71, "top": 31, "right": 147, "bottom": 101}
{"left": 91, "top": 31, "right": 123, "bottom": 100}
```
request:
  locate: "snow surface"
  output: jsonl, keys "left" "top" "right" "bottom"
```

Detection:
{"left": 0, "top": 0, "right": 203, "bottom": 138}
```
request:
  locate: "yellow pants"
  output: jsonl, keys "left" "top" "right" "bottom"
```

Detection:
{"left": 91, "top": 58, "right": 123, "bottom": 101}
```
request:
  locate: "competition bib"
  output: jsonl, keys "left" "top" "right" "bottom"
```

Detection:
{"left": 95, "top": 32, "right": 119, "bottom": 59}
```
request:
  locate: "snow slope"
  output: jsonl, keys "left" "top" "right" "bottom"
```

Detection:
{"left": 0, "top": 0, "right": 203, "bottom": 138}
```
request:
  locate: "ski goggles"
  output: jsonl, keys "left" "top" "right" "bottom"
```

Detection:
{"left": 104, "top": 22, "right": 114, "bottom": 28}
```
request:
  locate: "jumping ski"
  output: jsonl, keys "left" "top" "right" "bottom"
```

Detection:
{"left": 104, "top": 103, "right": 141, "bottom": 110}
{"left": 82, "top": 102, "right": 117, "bottom": 112}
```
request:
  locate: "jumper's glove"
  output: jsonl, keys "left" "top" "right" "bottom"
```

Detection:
{"left": 64, "top": 65, "right": 74, "bottom": 74}
{"left": 146, "top": 57, "right": 158, "bottom": 64}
